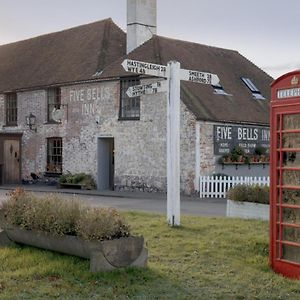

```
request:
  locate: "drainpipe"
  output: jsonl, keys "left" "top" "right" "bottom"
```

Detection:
{"left": 195, "top": 121, "right": 201, "bottom": 192}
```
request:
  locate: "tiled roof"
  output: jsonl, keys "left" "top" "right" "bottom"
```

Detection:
{"left": 0, "top": 19, "right": 272, "bottom": 124}
{"left": 0, "top": 19, "right": 126, "bottom": 92}
{"left": 100, "top": 35, "right": 273, "bottom": 124}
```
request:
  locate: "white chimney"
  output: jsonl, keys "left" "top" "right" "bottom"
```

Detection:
{"left": 127, "top": 0, "right": 157, "bottom": 54}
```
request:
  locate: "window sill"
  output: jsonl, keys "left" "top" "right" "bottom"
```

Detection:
{"left": 3, "top": 124, "right": 18, "bottom": 127}
{"left": 44, "top": 172, "right": 62, "bottom": 177}
{"left": 118, "top": 117, "right": 140, "bottom": 121}
{"left": 43, "top": 121, "right": 60, "bottom": 125}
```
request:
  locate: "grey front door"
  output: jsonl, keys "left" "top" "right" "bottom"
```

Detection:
{"left": 97, "top": 138, "right": 114, "bottom": 190}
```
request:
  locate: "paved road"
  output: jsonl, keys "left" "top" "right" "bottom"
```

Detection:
{"left": 0, "top": 187, "right": 226, "bottom": 217}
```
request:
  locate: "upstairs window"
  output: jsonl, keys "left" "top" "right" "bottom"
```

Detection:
{"left": 119, "top": 77, "right": 140, "bottom": 120}
{"left": 47, "top": 88, "right": 61, "bottom": 122}
{"left": 5, "top": 93, "right": 17, "bottom": 126}
{"left": 241, "top": 77, "right": 265, "bottom": 100}
{"left": 46, "top": 137, "right": 63, "bottom": 174}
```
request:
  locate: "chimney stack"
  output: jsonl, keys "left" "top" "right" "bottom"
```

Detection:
{"left": 127, "top": 0, "right": 157, "bottom": 54}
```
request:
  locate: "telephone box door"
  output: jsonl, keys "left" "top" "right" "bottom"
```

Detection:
{"left": 270, "top": 71, "right": 300, "bottom": 278}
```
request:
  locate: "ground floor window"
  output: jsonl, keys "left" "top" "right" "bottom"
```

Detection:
{"left": 46, "top": 137, "right": 62, "bottom": 174}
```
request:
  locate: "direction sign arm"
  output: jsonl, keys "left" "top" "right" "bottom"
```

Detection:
{"left": 180, "top": 69, "right": 220, "bottom": 86}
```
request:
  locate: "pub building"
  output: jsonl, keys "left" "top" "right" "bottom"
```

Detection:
{"left": 0, "top": 0, "right": 272, "bottom": 194}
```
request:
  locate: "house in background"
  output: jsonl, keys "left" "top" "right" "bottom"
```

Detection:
{"left": 0, "top": 0, "right": 272, "bottom": 194}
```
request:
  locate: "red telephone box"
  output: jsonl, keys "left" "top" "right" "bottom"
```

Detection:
{"left": 270, "top": 70, "right": 300, "bottom": 278}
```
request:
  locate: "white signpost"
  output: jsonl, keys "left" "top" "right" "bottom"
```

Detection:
{"left": 122, "top": 59, "right": 219, "bottom": 226}
{"left": 122, "top": 59, "right": 168, "bottom": 78}
{"left": 126, "top": 81, "right": 168, "bottom": 98}
{"left": 180, "top": 69, "right": 220, "bottom": 86}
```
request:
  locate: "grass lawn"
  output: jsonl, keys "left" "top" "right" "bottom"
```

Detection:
{"left": 1, "top": 212, "right": 300, "bottom": 299}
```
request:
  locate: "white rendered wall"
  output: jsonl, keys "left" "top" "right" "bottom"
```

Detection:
{"left": 127, "top": 0, "right": 157, "bottom": 53}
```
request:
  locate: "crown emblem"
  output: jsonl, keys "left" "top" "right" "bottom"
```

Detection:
{"left": 291, "top": 76, "right": 299, "bottom": 85}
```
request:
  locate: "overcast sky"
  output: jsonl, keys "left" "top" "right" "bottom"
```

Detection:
{"left": 0, "top": 0, "right": 299, "bottom": 79}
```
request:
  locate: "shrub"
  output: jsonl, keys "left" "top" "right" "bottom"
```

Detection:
{"left": 227, "top": 184, "right": 269, "bottom": 204}
{"left": 254, "top": 146, "right": 267, "bottom": 156}
{"left": 1, "top": 188, "right": 131, "bottom": 241}
{"left": 2, "top": 188, "right": 80, "bottom": 236}
{"left": 76, "top": 207, "right": 130, "bottom": 241}
{"left": 59, "top": 173, "right": 96, "bottom": 189}
{"left": 231, "top": 146, "right": 245, "bottom": 156}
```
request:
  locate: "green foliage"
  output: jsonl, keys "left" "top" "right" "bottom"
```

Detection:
{"left": 2, "top": 213, "right": 300, "bottom": 299}
{"left": 230, "top": 153, "right": 239, "bottom": 162}
{"left": 244, "top": 155, "right": 251, "bottom": 164}
{"left": 76, "top": 207, "right": 130, "bottom": 241}
{"left": 227, "top": 184, "right": 269, "bottom": 204}
{"left": 1, "top": 188, "right": 130, "bottom": 241}
{"left": 254, "top": 145, "right": 267, "bottom": 156}
{"left": 218, "top": 146, "right": 270, "bottom": 165}
{"left": 59, "top": 173, "right": 96, "bottom": 189}
{"left": 231, "top": 146, "right": 245, "bottom": 156}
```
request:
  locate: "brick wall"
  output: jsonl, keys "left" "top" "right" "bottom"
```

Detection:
{"left": 0, "top": 78, "right": 197, "bottom": 194}
{"left": 0, "top": 95, "right": 4, "bottom": 127}
{"left": 198, "top": 122, "right": 216, "bottom": 176}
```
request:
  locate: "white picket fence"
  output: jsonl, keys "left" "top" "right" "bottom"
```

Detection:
{"left": 199, "top": 175, "right": 270, "bottom": 198}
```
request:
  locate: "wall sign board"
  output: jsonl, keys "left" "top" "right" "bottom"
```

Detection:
{"left": 214, "top": 125, "right": 270, "bottom": 155}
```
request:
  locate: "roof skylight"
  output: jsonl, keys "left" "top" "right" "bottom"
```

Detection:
{"left": 241, "top": 77, "right": 266, "bottom": 100}
{"left": 212, "top": 84, "right": 231, "bottom": 96}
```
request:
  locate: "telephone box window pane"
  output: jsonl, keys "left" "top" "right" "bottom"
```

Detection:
{"left": 283, "top": 152, "right": 300, "bottom": 167}
{"left": 283, "top": 170, "right": 300, "bottom": 186}
{"left": 277, "top": 115, "right": 281, "bottom": 130}
{"left": 283, "top": 114, "right": 300, "bottom": 130}
{"left": 283, "top": 208, "right": 300, "bottom": 224}
{"left": 282, "top": 244, "right": 300, "bottom": 263}
{"left": 283, "top": 189, "right": 300, "bottom": 205}
{"left": 277, "top": 189, "right": 281, "bottom": 204}
{"left": 277, "top": 134, "right": 281, "bottom": 149}
{"left": 277, "top": 242, "right": 281, "bottom": 259}
{"left": 282, "top": 133, "right": 300, "bottom": 149}
{"left": 277, "top": 170, "right": 281, "bottom": 186}
{"left": 278, "top": 152, "right": 282, "bottom": 167}
{"left": 277, "top": 133, "right": 282, "bottom": 149}
{"left": 283, "top": 227, "right": 300, "bottom": 244}
{"left": 276, "top": 225, "right": 280, "bottom": 239}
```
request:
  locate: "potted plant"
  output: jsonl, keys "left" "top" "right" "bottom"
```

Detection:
{"left": 0, "top": 188, "right": 148, "bottom": 272}
{"left": 254, "top": 145, "right": 267, "bottom": 163}
{"left": 218, "top": 154, "right": 231, "bottom": 164}
{"left": 244, "top": 155, "right": 251, "bottom": 165}
{"left": 230, "top": 146, "right": 245, "bottom": 163}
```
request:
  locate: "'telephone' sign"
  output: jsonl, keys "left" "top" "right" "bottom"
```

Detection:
{"left": 277, "top": 87, "right": 300, "bottom": 99}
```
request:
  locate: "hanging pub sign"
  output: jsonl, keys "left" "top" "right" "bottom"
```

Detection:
{"left": 213, "top": 124, "right": 270, "bottom": 155}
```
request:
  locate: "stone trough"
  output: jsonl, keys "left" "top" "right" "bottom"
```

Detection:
{"left": 0, "top": 212, "right": 148, "bottom": 272}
